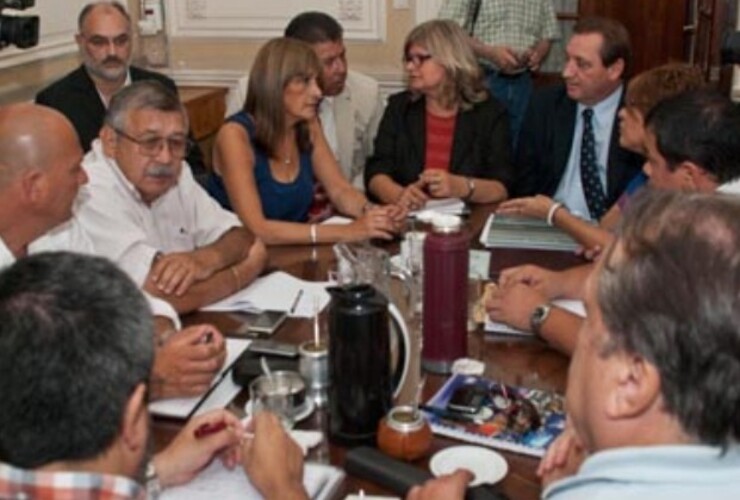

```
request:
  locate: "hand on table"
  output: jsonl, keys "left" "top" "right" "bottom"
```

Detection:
{"left": 406, "top": 469, "right": 472, "bottom": 500}
{"left": 486, "top": 281, "right": 548, "bottom": 331}
{"left": 350, "top": 205, "right": 401, "bottom": 241}
{"left": 419, "top": 170, "right": 466, "bottom": 199}
{"left": 154, "top": 409, "right": 244, "bottom": 488}
{"left": 150, "top": 251, "right": 216, "bottom": 296}
{"left": 150, "top": 324, "right": 226, "bottom": 400}
{"left": 396, "top": 181, "right": 429, "bottom": 211}
{"left": 497, "top": 195, "right": 556, "bottom": 220}
{"left": 498, "top": 264, "right": 561, "bottom": 301}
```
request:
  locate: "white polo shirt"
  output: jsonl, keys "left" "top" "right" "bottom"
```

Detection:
{"left": 77, "top": 140, "right": 242, "bottom": 288}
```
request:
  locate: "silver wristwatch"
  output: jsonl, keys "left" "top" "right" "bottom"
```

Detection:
{"left": 529, "top": 304, "right": 552, "bottom": 336}
{"left": 145, "top": 460, "right": 162, "bottom": 499}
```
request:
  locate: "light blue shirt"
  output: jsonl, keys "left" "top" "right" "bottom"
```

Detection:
{"left": 543, "top": 445, "right": 740, "bottom": 500}
{"left": 553, "top": 85, "right": 623, "bottom": 220}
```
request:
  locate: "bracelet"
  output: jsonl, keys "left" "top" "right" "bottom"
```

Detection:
{"left": 546, "top": 202, "right": 563, "bottom": 227}
{"left": 310, "top": 223, "right": 318, "bottom": 245}
{"left": 229, "top": 265, "right": 242, "bottom": 292}
{"left": 463, "top": 177, "right": 476, "bottom": 201}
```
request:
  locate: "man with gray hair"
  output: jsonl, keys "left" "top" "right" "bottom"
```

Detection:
{"left": 0, "top": 102, "right": 226, "bottom": 401}
{"left": 0, "top": 252, "right": 306, "bottom": 499}
{"left": 410, "top": 190, "right": 740, "bottom": 499}
{"left": 36, "top": 1, "right": 206, "bottom": 178}
{"left": 76, "top": 80, "right": 267, "bottom": 314}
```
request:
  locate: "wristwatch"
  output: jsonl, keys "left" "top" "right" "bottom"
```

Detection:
{"left": 529, "top": 304, "right": 552, "bottom": 336}
{"left": 145, "top": 460, "right": 162, "bottom": 499}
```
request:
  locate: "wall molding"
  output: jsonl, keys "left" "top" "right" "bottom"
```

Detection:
{"left": 165, "top": 0, "right": 386, "bottom": 41}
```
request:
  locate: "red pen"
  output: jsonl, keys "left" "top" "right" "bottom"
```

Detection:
{"left": 194, "top": 420, "right": 227, "bottom": 439}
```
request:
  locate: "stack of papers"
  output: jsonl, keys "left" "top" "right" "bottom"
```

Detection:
{"left": 411, "top": 197, "right": 466, "bottom": 218}
{"left": 201, "top": 271, "right": 332, "bottom": 318}
{"left": 149, "top": 338, "right": 251, "bottom": 418}
{"left": 479, "top": 214, "right": 580, "bottom": 252}
{"left": 485, "top": 299, "right": 586, "bottom": 336}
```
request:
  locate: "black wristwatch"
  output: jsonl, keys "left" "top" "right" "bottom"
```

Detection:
{"left": 530, "top": 304, "right": 552, "bottom": 336}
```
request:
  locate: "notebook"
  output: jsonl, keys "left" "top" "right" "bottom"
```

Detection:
{"left": 479, "top": 214, "right": 580, "bottom": 252}
{"left": 160, "top": 459, "right": 344, "bottom": 500}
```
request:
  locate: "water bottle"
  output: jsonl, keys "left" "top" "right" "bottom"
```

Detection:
{"left": 422, "top": 214, "right": 469, "bottom": 374}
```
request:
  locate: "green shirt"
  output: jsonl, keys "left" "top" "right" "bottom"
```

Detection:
{"left": 439, "top": 0, "right": 560, "bottom": 65}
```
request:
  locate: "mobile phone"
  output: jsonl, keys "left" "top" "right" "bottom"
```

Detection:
{"left": 447, "top": 385, "right": 486, "bottom": 414}
{"left": 233, "top": 310, "right": 287, "bottom": 337}
{"left": 248, "top": 339, "right": 300, "bottom": 358}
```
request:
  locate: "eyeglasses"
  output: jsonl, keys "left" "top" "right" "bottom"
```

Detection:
{"left": 403, "top": 53, "right": 433, "bottom": 67}
{"left": 113, "top": 128, "right": 192, "bottom": 158}
{"left": 81, "top": 33, "right": 131, "bottom": 49}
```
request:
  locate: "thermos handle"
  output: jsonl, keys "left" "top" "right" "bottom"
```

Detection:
{"left": 388, "top": 303, "right": 411, "bottom": 399}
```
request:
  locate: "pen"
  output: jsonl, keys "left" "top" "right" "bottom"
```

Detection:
{"left": 194, "top": 421, "right": 256, "bottom": 440}
{"left": 289, "top": 289, "right": 304, "bottom": 314}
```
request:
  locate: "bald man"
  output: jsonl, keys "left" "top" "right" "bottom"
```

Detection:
{"left": 0, "top": 103, "right": 226, "bottom": 400}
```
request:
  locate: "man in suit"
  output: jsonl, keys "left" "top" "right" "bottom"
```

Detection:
{"left": 35, "top": 1, "right": 206, "bottom": 179}
{"left": 285, "top": 11, "right": 384, "bottom": 190}
{"left": 515, "top": 17, "right": 643, "bottom": 221}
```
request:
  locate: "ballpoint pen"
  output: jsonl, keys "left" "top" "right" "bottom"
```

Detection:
{"left": 289, "top": 289, "right": 304, "bottom": 314}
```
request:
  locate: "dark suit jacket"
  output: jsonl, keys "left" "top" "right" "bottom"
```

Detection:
{"left": 364, "top": 91, "right": 514, "bottom": 197}
{"left": 35, "top": 65, "right": 205, "bottom": 174}
{"left": 514, "top": 83, "right": 643, "bottom": 206}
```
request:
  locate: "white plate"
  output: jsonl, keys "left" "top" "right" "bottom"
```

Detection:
{"left": 429, "top": 445, "right": 508, "bottom": 487}
{"left": 244, "top": 398, "right": 315, "bottom": 423}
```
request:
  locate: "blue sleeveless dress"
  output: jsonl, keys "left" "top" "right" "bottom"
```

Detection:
{"left": 207, "top": 111, "right": 314, "bottom": 222}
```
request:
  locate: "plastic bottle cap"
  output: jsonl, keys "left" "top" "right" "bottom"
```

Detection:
{"left": 431, "top": 214, "right": 462, "bottom": 232}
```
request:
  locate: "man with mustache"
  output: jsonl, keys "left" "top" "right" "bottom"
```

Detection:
{"left": 76, "top": 80, "right": 268, "bottom": 314}
{"left": 0, "top": 102, "right": 227, "bottom": 401}
{"left": 35, "top": 1, "right": 206, "bottom": 179}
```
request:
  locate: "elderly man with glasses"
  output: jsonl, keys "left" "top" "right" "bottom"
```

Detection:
{"left": 76, "top": 80, "right": 267, "bottom": 314}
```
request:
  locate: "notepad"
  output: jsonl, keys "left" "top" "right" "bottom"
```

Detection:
{"left": 479, "top": 214, "right": 580, "bottom": 252}
{"left": 201, "top": 271, "right": 331, "bottom": 318}
{"left": 485, "top": 299, "right": 586, "bottom": 336}
{"left": 160, "top": 460, "right": 344, "bottom": 500}
{"left": 149, "top": 338, "right": 250, "bottom": 418}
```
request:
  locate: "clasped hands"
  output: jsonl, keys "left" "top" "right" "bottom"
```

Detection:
{"left": 485, "top": 265, "right": 560, "bottom": 332}
{"left": 150, "top": 250, "right": 217, "bottom": 296}
{"left": 396, "top": 171, "right": 469, "bottom": 211}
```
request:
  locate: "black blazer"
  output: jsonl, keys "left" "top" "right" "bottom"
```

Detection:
{"left": 35, "top": 65, "right": 205, "bottom": 173}
{"left": 364, "top": 91, "right": 514, "bottom": 197}
{"left": 514, "top": 83, "right": 643, "bottom": 206}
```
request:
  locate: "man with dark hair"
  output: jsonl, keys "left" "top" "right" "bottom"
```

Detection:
{"left": 0, "top": 102, "right": 226, "bottom": 401}
{"left": 515, "top": 16, "right": 643, "bottom": 221}
{"left": 643, "top": 89, "right": 740, "bottom": 194}
{"left": 284, "top": 11, "right": 384, "bottom": 190}
{"left": 486, "top": 89, "right": 740, "bottom": 357}
{"left": 35, "top": 1, "right": 206, "bottom": 179}
{"left": 411, "top": 190, "right": 740, "bottom": 499}
{"left": 0, "top": 252, "right": 306, "bottom": 499}
{"left": 76, "top": 80, "right": 267, "bottom": 314}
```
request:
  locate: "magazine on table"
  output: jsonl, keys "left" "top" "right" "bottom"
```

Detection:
{"left": 422, "top": 373, "right": 566, "bottom": 457}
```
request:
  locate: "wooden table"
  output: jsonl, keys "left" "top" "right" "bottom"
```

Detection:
{"left": 153, "top": 203, "right": 584, "bottom": 499}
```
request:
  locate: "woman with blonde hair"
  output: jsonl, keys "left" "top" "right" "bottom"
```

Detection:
{"left": 365, "top": 19, "right": 513, "bottom": 209}
{"left": 207, "top": 37, "right": 403, "bottom": 245}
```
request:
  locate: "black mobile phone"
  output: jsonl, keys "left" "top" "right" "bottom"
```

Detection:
{"left": 232, "top": 310, "right": 287, "bottom": 337}
{"left": 447, "top": 385, "right": 486, "bottom": 414}
{"left": 247, "top": 339, "right": 300, "bottom": 358}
